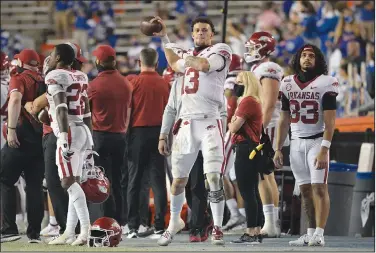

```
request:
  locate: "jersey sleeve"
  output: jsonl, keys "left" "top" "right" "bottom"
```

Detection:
{"left": 45, "top": 70, "right": 70, "bottom": 97}
{"left": 81, "top": 73, "right": 89, "bottom": 98}
{"left": 280, "top": 76, "right": 291, "bottom": 111}
{"left": 207, "top": 43, "right": 232, "bottom": 72}
{"left": 322, "top": 76, "right": 339, "bottom": 110}
{"left": 257, "top": 62, "right": 284, "bottom": 82}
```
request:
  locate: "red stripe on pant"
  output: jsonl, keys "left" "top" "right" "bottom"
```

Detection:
{"left": 216, "top": 119, "right": 225, "bottom": 174}
{"left": 59, "top": 147, "right": 68, "bottom": 177}
{"left": 323, "top": 151, "right": 329, "bottom": 183}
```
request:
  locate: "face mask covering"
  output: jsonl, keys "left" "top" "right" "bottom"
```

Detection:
{"left": 95, "top": 62, "right": 106, "bottom": 73}
{"left": 234, "top": 84, "right": 245, "bottom": 97}
{"left": 16, "top": 66, "right": 24, "bottom": 74}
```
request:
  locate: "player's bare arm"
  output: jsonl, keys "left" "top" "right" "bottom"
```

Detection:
{"left": 273, "top": 111, "right": 290, "bottom": 169}
{"left": 315, "top": 110, "right": 336, "bottom": 170}
{"left": 261, "top": 78, "right": 280, "bottom": 127}
{"left": 228, "top": 116, "right": 245, "bottom": 133}
{"left": 82, "top": 96, "right": 93, "bottom": 134}
{"left": 7, "top": 91, "right": 22, "bottom": 148}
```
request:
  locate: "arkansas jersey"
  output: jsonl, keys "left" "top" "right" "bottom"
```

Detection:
{"left": 179, "top": 43, "right": 232, "bottom": 119}
{"left": 280, "top": 74, "right": 339, "bottom": 139}
{"left": 45, "top": 69, "right": 88, "bottom": 136}
{"left": 251, "top": 61, "right": 283, "bottom": 128}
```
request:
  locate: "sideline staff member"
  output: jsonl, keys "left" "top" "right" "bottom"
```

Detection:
{"left": 88, "top": 45, "right": 132, "bottom": 223}
{"left": 127, "top": 48, "right": 169, "bottom": 238}
{"left": 0, "top": 49, "right": 44, "bottom": 243}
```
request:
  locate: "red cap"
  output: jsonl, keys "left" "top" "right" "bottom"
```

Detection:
{"left": 65, "top": 42, "right": 88, "bottom": 63}
{"left": 14, "top": 49, "right": 40, "bottom": 67}
{"left": 92, "top": 45, "right": 116, "bottom": 61}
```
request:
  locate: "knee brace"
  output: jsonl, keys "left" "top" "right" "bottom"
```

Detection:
{"left": 205, "top": 173, "right": 224, "bottom": 203}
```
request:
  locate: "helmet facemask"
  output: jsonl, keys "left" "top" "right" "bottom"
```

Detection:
{"left": 244, "top": 43, "right": 266, "bottom": 63}
{"left": 88, "top": 227, "right": 114, "bottom": 247}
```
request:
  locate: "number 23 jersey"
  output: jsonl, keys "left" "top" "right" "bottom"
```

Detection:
{"left": 45, "top": 69, "right": 88, "bottom": 135}
{"left": 280, "top": 74, "right": 339, "bottom": 139}
{"left": 179, "top": 43, "right": 232, "bottom": 119}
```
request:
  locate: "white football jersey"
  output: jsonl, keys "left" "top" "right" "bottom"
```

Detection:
{"left": 251, "top": 61, "right": 284, "bottom": 128}
{"left": 179, "top": 43, "right": 232, "bottom": 119}
{"left": 280, "top": 74, "right": 339, "bottom": 138}
{"left": 45, "top": 69, "right": 88, "bottom": 136}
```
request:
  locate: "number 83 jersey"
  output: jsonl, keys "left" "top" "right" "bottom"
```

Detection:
{"left": 45, "top": 69, "right": 88, "bottom": 136}
{"left": 280, "top": 74, "right": 339, "bottom": 139}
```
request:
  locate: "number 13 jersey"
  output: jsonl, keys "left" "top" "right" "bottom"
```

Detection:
{"left": 280, "top": 74, "right": 339, "bottom": 139}
{"left": 45, "top": 69, "right": 88, "bottom": 136}
{"left": 179, "top": 43, "right": 232, "bottom": 119}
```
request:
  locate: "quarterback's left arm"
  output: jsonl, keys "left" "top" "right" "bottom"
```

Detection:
{"left": 315, "top": 90, "right": 338, "bottom": 170}
{"left": 261, "top": 77, "right": 280, "bottom": 128}
{"left": 185, "top": 44, "right": 232, "bottom": 73}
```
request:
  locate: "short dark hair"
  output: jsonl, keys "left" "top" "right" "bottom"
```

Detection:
{"left": 191, "top": 17, "right": 215, "bottom": 33}
{"left": 290, "top": 44, "right": 328, "bottom": 76}
{"left": 140, "top": 48, "right": 158, "bottom": 67}
{"left": 55, "top": 44, "right": 75, "bottom": 66}
{"left": 99, "top": 56, "right": 116, "bottom": 69}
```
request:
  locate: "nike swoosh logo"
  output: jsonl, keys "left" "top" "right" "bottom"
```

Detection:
{"left": 310, "top": 86, "right": 317, "bottom": 89}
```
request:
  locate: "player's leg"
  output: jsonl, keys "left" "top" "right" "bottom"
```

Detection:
{"left": 158, "top": 120, "right": 198, "bottom": 246}
{"left": 288, "top": 139, "right": 315, "bottom": 246}
{"left": 259, "top": 127, "right": 278, "bottom": 237}
{"left": 40, "top": 193, "right": 60, "bottom": 236}
{"left": 201, "top": 119, "right": 226, "bottom": 245}
{"left": 308, "top": 138, "right": 330, "bottom": 246}
{"left": 50, "top": 127, "right": 90, "bottom": 245}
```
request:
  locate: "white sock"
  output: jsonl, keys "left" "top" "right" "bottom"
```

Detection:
{"left": 314, "top": 227, "right": 324, "bottom": 236}
{"left": 67, "top": 182, "right": 90, "bottom": 235}
{"left": 307, "top": 228, "right": 315, "bottom": 236}
{"left": 263, "top": 204, "right": 275, "bottom": 226}
{"left": 49, "top": 216, "right": 58, "bottom": 226}
{"left": 226, "top": 198, "right": 239, "bottom": 217}
{"left": 274, "top": 207, "right": 279, "bottom": 221}
{"left": 210, "top": 199, "right": 225, "bottom": 228}
{"left": 65, "top": 196, "right": 78, "bottom": 236}
{"left": 16, "top": 214, "right": 23, "bottom": 223}
{"left": 170, "top": 191, "right": 185, "bottom": 226}
{"left": 238, "top": 208, "right": 246, "bottom": 218}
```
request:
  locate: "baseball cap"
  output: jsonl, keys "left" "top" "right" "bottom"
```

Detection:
{"left": 92, "top": 45, "right": 116, "bottom": 61}
{"left": 65, "top": 42, "right": 88, "bottom": 63}
{"left": 14, "top": 49, "right": 40, "bottom": 67}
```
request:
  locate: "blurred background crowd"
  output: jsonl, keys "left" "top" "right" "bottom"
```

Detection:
{"left": 1, "top": 0, "right": 374, "bottom": 118}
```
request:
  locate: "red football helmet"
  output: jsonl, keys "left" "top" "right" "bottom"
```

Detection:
{"left": 88, "top": 217, "right": 122, "bottom": 247}
{"left": 244, "top": 31, "right": 276, "bottom": 63}
{"left": 229, "top": 54, "right": 242, "bottom": 72}
{"left": 81, "top": 166, "right": 110, "bottom": 204}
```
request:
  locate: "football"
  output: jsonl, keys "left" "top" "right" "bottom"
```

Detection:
{"left": 140, "top": 16, "right": 162, "bottom": 36}
{"left": 38, "top": 109, "right": 50, "bottom": 125}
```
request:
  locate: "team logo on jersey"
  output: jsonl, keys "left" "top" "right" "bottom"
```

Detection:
{"left": 267, "top": 68, "right": 277, "bottom": 74}
{"left": 286, "top": 83, "right": 292, "bottom": 91}
{"left": 332, "top": 82, "right": 339, "bottom": 87}
{"left": 284, "top": 79, "right": 291, "bottom": 82}
{"left": 219, "top": 50, "right": 231, "bottom": 60}
{"left": 47, "top": 79, "right": 58, "bottom": 84}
